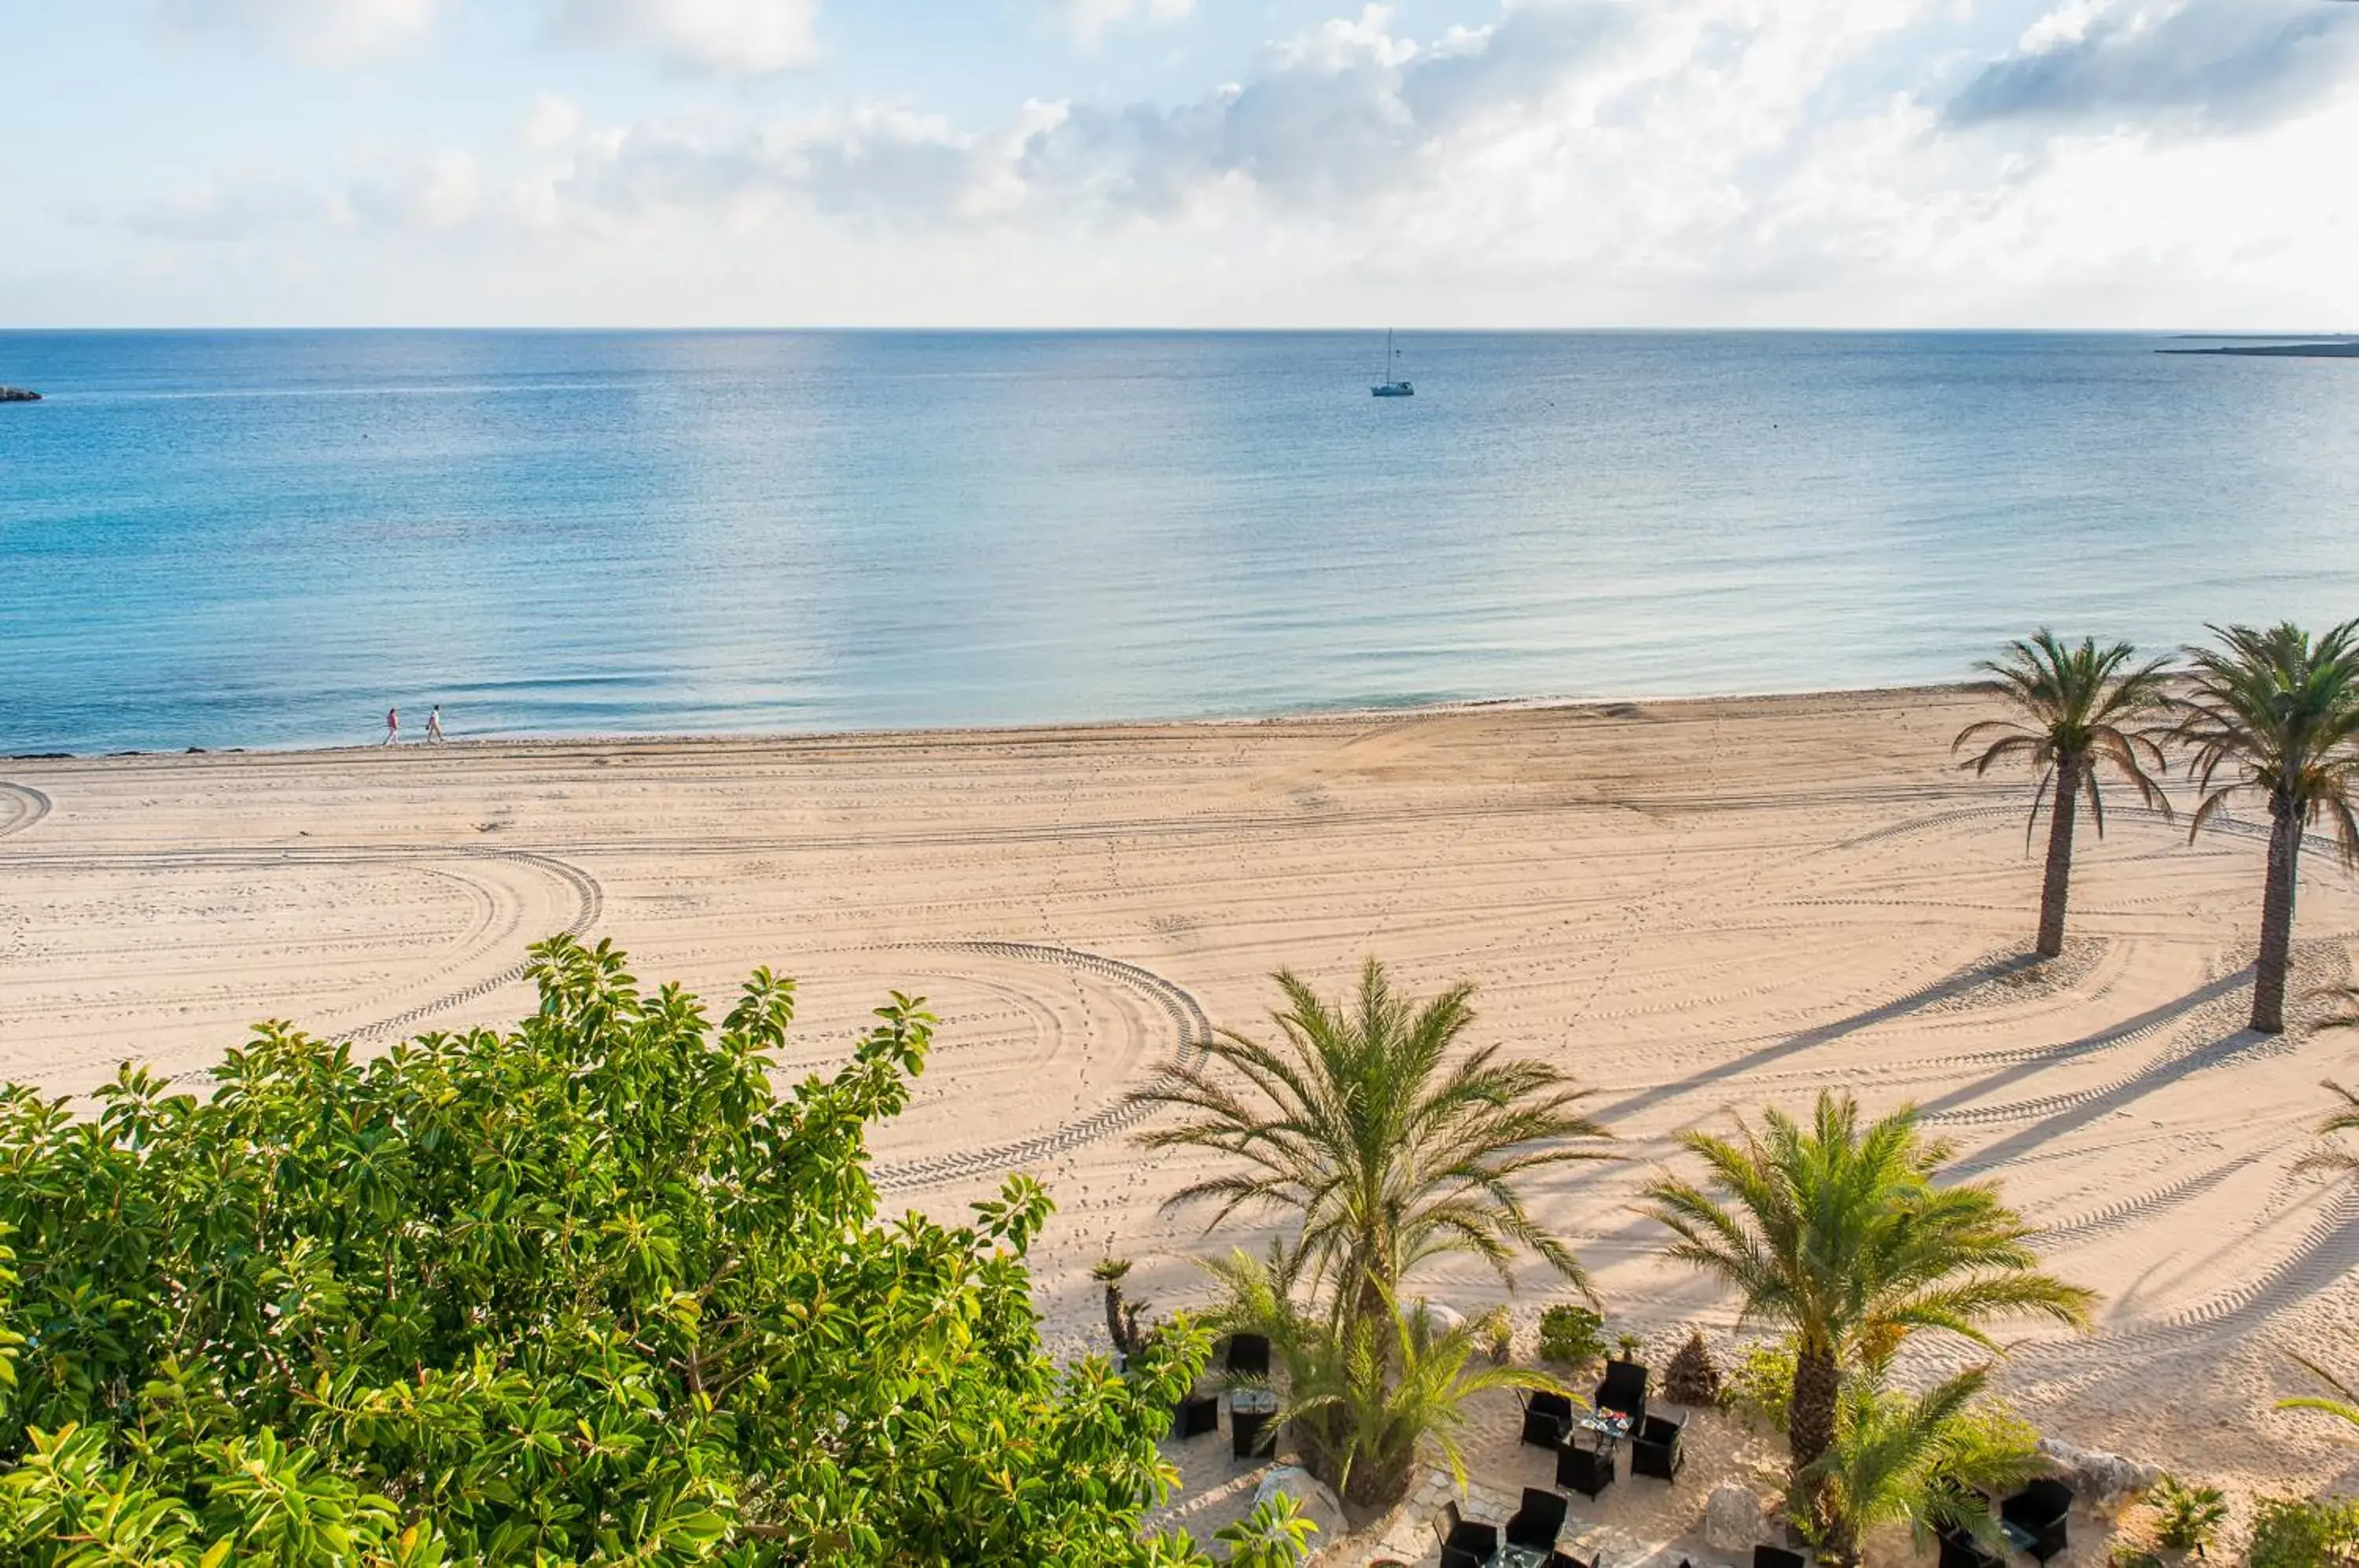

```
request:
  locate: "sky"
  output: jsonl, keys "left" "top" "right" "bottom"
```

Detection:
{"left": 3, "top": 0, "right": 2357, "bottom": 328}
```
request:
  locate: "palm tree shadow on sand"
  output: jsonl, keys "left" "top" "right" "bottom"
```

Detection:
{"left": 1913, "top": 968, "right": 2253, "bottom": 1124}
{"left": 1944, "top": 1010, "right": 2270, "bottom": 1177}
{"left": 1591, "top": 946, "right": 2082, "bottom": 1125}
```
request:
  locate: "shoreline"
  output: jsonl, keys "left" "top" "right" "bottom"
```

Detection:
{"left": 4, "top": 679, "right": 1978, "bottom": 767}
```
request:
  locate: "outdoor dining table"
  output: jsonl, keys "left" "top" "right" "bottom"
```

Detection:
{"left": 1576, "top": 1411, "right": 1634, "bottom": 1452}
{"left": 1497, "top": 1546, "right": 1552, "bottom": 1568}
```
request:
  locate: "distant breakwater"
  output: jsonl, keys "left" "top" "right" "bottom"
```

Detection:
{"left": 2160, "top": 341, "right": 2359, "bottom": 359}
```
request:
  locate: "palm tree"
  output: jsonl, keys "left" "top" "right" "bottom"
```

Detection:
{"left": 1128, "top": 959, "right": 1610, "bottom": 1319}
{"left": 2293, "top": 1079, "right": 2359, "bottom": 1180}
{"left": 1640, "top": 1092, "right": 2093, "bottom": 1514}
{"left": 1953, "top": 631, "right": 2174, "bottom": 957}
{"left": 2169, "top": 620, "right": 2359, "bottom": 1033}
{"left": 1802, "top": 1367, "right": 2041, "bottom": 1568}
{"left": 1199, "top": 1246, "right": 1564, "bottom": 1507}
{"left": 2279, "top": 1354, "right": 2359, "bottom": 1440}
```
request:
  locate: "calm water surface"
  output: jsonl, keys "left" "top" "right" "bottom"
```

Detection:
{"left": 2, "top": 330, "right": 2355, "bottom": 753}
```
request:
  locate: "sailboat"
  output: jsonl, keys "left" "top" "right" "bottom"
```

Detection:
{"left": 1371, "top": 329, "right": 1413, "bottom": 397}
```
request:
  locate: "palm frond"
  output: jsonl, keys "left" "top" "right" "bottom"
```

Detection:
{"left": 2278, "top": 1354, "right": 2359, "bottom": 1440}
{"left": 1130, "top": 957, "right": 1613, "bottom": 1307}
{"left": 1955, "top": 633, "right": 2177, "bottom": 841}
{"left": 1640, "top": 1091, "right": 2095, "bottom": 1386}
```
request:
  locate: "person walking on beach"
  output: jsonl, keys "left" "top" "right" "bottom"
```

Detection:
{"left": 383, "top": 706, "right": 399, "bottom": 745}
{"left": 425, "top": 705, "right": 444, "bottom": 744}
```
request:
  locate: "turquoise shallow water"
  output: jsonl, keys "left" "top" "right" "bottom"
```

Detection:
{"left": 2, "top": 329, "right": 2356, "bottom": 753}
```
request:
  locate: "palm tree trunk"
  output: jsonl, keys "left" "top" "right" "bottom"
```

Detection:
{"left": 2036, "top": 759, "right": 2080, "bottom": 959}
{"left": 1103, "top": 1281, "right": 1128, "bottom": 1357}
{"left": 1787, "top": 1342, "right": 1840, "bottom": 1516}
{"left": 2252, "top": 794, "right": 2302, "bottom": 1035}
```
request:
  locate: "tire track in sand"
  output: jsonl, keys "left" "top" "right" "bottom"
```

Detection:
{"left": 0, "top": 784, "right": 50, "bottom": 841}
{"left": 867, "top": 941, "right": 1209, "bottom": 1195}
{"left": 0, "top": 844, "right": 605, "bottom": 1081}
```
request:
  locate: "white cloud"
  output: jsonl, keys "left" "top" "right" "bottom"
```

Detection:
{"left": 97, "top": 0, "right": 2359, "bottom": 326}
{"left": 155, "top": 0, "right": 451, "bottom": 65}
{"left": 543, "top": 0, "right": 823, "bottom": 77}
{"left": 1055, "top": 0, "right": 1196, "bottom": 50}
{"left": 349, "top": 149, "right": 484, "bottom": 231}
{"left": 127, "top": 174, "right": 327, "bottom": 240}
{"left": 1948, "top": 0, "right": 2359, "bottom": 131}
{"left": 524, "top": 93, "right": 586, "bottom": 149}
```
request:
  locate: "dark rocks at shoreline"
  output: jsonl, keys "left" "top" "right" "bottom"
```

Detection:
{"left": 0, "top": 386, "right": 40, "bottom": 403}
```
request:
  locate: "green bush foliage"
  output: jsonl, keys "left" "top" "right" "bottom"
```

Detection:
{"left": 1934, "top": 1400, "right": 2041, "bottom": 1490}
{"left": 1728, "top": 1341, "right": 1800, "bottom": 1433}
{"left": 0, "top": 937, "right": 1215, "bottom": 1566}
{"left": 2247, "top": 1496, "right": 2359, "bottom": 1568}
{"left": 1537, "top": 1305, "right": 1606, "bottom": 1366}
{"left": 1214, "top": 1493, "right": 1319, "bottom": 1568}
{"left": 2146, "top": 1474, "right": 2228, "bottom": 1554}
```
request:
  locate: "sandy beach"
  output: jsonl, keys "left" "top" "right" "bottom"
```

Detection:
{"left": 7, "top": 686, "right": 2359, "bottom": 1518}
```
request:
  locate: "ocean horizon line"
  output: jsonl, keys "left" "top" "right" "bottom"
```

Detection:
{"left": 6, "top": 324, "right": 2354, "bottom": 340}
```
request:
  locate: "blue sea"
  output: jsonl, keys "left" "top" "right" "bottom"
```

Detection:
{"left": 2, "top": 330, "right": 2356, "bottom": 753}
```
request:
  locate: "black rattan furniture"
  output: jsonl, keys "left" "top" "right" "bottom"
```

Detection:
{"left": 1520, "top": 1389, "right": 1577, "bottom": 1450}
{"left": 1434, "top": 1500, "right": 1500, "bottom": 1568}
{"left": 1935, "top": 1524, "right": 2004, "bottom": 1568}
{"left": 1556, "top": 1436, "right": 1615, "bottom": 1500}
{"left": 2000, "top": 1478, "right": 2073, "bottom": 1563}
{"left": 1754, "top": 1546, "right": 1808, "bottom": 1568}
{"left": 1226, "top": 1332, "right": 1271, "bottom": 1378}
{"left": 1505, "top": 1487, "right": 1569, "bottom": 1555}
{"left": 1228, "top": 1388, "right": 1276, "bottom": 1459}
{"left": 1170, "top": 1392, "right": 1218, "bottom": 1441}
{"left": 1595, "top": 1359, "right": 1648, "bottom": 1426}
{"left": 1631, "top": 1410, "right": 1685, "bottom": 1482}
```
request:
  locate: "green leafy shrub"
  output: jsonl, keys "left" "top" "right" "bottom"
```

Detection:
{"left": 1537, "top": 1305, "right": 1606, "bottom": 1366}
{"left": 1935, "top": 1400, "right": 2042, "bottom": 1489}
{"left": 1728, "top": 1340, "right": 1799, "bottom": 1433}
{"left": 1215, "top": 1493, "right": 1319, "bottom": 1568}
{"left": 0, "top": 937, "right": 1215, "bottom": 1566}
{"left": 2247, "top": 1496, "right": 2359, "bottom": 1568}
{"left": 2147, "top": 1474, "right": 2228, "bottom": 1554}
{"left": 1482, "top": 1309, "right": 1514, "bottom": 1364}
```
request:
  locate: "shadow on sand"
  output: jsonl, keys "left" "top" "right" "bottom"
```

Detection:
{"left": 1591, "top": 947, "right": 2064, "bottom": 1125}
